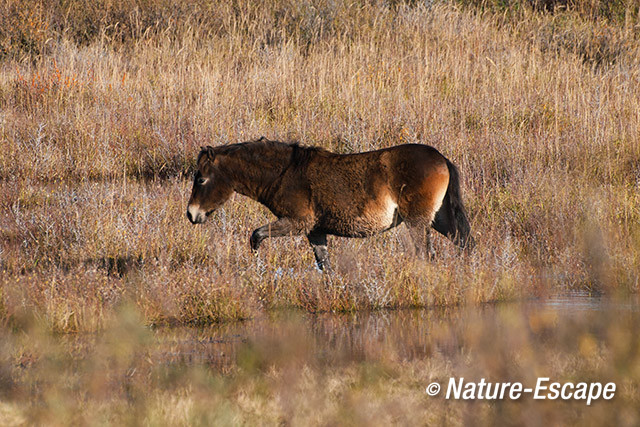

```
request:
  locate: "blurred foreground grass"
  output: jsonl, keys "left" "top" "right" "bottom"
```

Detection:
{"left": 1, "top": 298, "right": 639, "bottom": 425}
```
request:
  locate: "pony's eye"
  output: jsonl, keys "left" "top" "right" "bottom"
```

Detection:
{"left": 197, "top": 178, "right": 207, "bottom": 185}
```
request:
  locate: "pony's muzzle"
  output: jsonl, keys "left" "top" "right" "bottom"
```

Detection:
{"left": 187, "top": 204, "right": 206, "bottom": 224}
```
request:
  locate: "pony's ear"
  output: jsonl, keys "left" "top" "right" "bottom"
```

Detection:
{"left": 198, "top": 146, "right": 216, "bottom": 163}
{"left": 197, "top": 146, "right": 214, "bottom": 167}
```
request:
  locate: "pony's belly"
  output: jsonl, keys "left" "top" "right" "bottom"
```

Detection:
{"left": 320, "top": 197, "right": 399, "bottom": 237}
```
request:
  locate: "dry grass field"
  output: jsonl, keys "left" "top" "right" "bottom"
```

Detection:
{"left": 1, "top": 0, "right": 640, "bottom": 424}
{"left": 1, "top": 0, "right": 638, "bottom": 330}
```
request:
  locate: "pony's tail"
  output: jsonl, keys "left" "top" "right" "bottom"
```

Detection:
{"left": 439, "top": 159, "right": 474, "bottom": 251}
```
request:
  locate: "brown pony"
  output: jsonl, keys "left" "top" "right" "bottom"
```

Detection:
{"left": 187, "top": 137, "right": 473, "bottom": 270}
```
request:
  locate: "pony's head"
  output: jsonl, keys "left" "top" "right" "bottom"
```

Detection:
{"left": 186, "top": 146, "right": 233, "bottom": 224}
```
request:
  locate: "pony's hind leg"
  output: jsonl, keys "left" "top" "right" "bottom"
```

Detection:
{"left": 396, "top": 162, "right": 449, "bottom": 260}
{"left": 406, "top": 218, "right": 436, "bottom": 260}
{"left": 399, "top": 186, "right": 445, "bottom": 259}
{"left": 307, "top": 232, "right": 330, "bottom": 271}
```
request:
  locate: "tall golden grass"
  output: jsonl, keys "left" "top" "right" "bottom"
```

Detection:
{"left": 1, "top": 0, "right": 640, "bottom": 331}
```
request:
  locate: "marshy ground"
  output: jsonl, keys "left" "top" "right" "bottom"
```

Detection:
{"left": 1, "top": 0, "right": 639, "bottom": 424}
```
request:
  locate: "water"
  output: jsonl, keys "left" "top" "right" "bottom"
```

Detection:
{"left": 541, "top": 292, "right": 640, "bottom": 313}
{"left": 150, "top": 293, "right": 640, "bottom": 369}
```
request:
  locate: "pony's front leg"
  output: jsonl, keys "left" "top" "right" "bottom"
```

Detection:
{"left": 249, "top": 218, "right": 311, "bottom": 251}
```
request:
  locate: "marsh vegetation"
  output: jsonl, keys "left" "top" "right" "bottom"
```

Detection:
{"left": 1, "top": 0, "right": 639, "bottom": 423}
{"left": 1, "top": 0, "right": 638, "bottom": 329}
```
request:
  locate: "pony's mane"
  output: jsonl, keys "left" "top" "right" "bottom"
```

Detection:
{"left": 290, "top": 142, "right": 327, "bottom": 169}
{"left": 199, "top": 137, "right": 329, "bottom": 169}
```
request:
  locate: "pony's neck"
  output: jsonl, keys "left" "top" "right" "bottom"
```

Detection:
{"left": 216, "top": 142, "right": 293, "bottom": 202}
